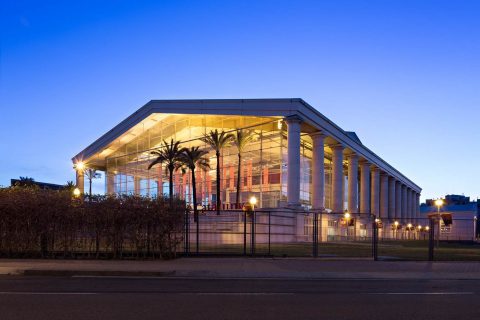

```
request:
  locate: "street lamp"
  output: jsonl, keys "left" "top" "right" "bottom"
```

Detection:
{"left": 249, "top": 196, "right": 257, "bottom": 256}
{"left": 435, "top": 199, "right": 444, "bottom": 247}
{"left": 344, "top": 212, "right": 351, "bottom": 240}
{"left": 249, "top": 196, "right": 257, "bottom": 210}
{"left": 394, "top": 221, "right": 399, "bottom": 239}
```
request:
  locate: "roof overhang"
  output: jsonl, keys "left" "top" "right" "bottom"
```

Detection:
{"left": 72, "top": 98, "right": 421, "bottom": 192}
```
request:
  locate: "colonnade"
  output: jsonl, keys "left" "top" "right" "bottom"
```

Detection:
{"left": 285, "top": 116, "right": 421, "bottom": 222}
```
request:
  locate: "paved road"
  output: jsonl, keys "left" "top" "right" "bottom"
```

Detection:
{"left": 0, "top": 276, "right": 479, "bottom": 320}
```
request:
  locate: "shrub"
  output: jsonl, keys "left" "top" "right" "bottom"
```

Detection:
{"left": 0, "top": 187, "right": 185, "bottom": 259}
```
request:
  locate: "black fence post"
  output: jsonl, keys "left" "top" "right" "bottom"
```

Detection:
{"left": 372, "top": 215, "right": 378, "bottom": 261}
{"left": 196, "top": 212, "right": 199, "bottom": 255}
{"left": 313, "top": 211, "right": 318, "bottom": 257}
{"left": 251, "top": 210, "right": 256, "bottom": 256}
{"left": 428, "top": 218, "right": 435, "bottom": 261}
{"left": 243, "top": 210, "right": 247, "bottom": 256}
{"left": 184, "top": 211, "right": 189, "bottom": 256}
{"left": 268, "top": 211, "right": 271, "bottom": 256}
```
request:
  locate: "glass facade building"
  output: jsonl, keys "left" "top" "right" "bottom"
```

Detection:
{"left": 104, "top": 114, "right": 335, "bottom": 210}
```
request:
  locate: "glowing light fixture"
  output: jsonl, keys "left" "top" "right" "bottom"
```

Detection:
{"left": 344, "top": 212, "right": 351, "bottom": 219}
{"left": 249, "top": 196, "right": 257, "bottom": 207}
{"left": 407, "top": 223, "right": 413, "bottom": 229}
{"left": 394, "top": 221, "right": 399, "bottom": 227}
{"left": 74, "top": 161, "right": 85, "bottom": 171}
{"left": 435, "top": 199, "right": 444, "bottom": 207}
{"left": 73, "top": 188, "right": 81, "bottom": 197}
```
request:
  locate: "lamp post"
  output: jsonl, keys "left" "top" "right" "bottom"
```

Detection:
{"left": 344, "top": 212, "right": 351, "bottom": 240}
{"left": 435, "top": 199, "right": 444, "bottom": 247}
{"left": 394, "top": 221, "right": 399, "bottom": 240}
{"left": 249, "top": 196, "right": 257, "bottom": 256}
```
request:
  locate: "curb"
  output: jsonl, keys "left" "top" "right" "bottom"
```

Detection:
{"left": 21, "top": 270, "right": 176, "bottom": 277}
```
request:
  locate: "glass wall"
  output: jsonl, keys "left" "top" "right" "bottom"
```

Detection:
{"left": 104, "top": 114, "right": 338, "bottom": 210}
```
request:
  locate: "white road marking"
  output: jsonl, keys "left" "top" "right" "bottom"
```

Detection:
{"left": 367, "top": 292, "right": 474, "bottom": 295}
{"left": 195, "top": 292, "right": 294, "bottom": 296}
{"left": 0, "top": 292, "right": 98, "bottom": 295}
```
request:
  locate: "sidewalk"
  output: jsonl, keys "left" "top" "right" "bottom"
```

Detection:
{"left": 2, "top": 258, "right": 480, "bottom": 280}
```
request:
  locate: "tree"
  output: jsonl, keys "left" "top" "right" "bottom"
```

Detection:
{"left": 232, "top": 129, "right": 255, "bottom": 207}
{"left": 180, "top": 146, "right": 210, "bottom": 222}
{"left": 15, "top": 176, "right": 35, "bottom": 187}
{"left": 200, "top": 129, "right": 234, "bottom": 214}
{"left": 85, "top": 169, "right": 101, "bottom": 197}
{"left": 148, "top": 139, "right": 184, "bottom": 203}
{"left": 63, "top": 181, "right": 76, "bottom": 192}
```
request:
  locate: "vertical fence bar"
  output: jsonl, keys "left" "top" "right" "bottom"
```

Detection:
{"left": 196, "top": 212, "right": 199, "bottom": 254}
{"left": 184, "top": 211, "right": 189, "bottom": 256}
{"left": 372, "top": 215, "right": 378, "bottom": 261}
{"left": 313, "top": 211, "right": 318, "bottom": 257}
{"left": 251, "top": 210, "right": 256, "bottom": 256}
{"left": 268, "top": 211, "right": 271, "bottom": 256}
{"left": 243, "top": 210, "right": 247, "bottom": 256}
{"left": 429, "top": 218, "right": 435, "bottom": 261}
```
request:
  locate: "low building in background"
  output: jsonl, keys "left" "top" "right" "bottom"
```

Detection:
{"left": 421, "top": 195, "right": 478, "bottom": 241}
{"left": 10, "top": 178, "right": 64, "bottom": 191}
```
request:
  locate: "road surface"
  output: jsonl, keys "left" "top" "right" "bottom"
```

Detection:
{"left": 0, "top": 276, "right": 478, "bottom": 319}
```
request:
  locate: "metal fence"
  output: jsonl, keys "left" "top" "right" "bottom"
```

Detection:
{"left": 182, "top": 210, "right": 480, "bottom": 261}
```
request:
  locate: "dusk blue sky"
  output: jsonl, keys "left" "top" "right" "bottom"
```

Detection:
{"left": 1, "top": 0, "right": 479, "bottom": 200}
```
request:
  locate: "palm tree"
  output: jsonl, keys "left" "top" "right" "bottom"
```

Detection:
{"left": 180, "top": 146, "right": 210, "bottom": 222}
{"left": 85, "top": 169, "right": 101, "bottom": 197}
{"left": 200, "top": 129, "right": 234, "bottom": 214}
{"left": 15, "top": 176, "right": 35, "bottom": 187}
{"left": 232, "top": 129, "right": 255, "bottom": 208}
{"left": 63, "top": 180, "right": 76, "bottom": 192}
{"left": 148, "top": 139, "right": 184, "bottom": 203}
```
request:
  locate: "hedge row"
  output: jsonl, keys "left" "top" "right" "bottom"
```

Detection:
{"left": 0, "top": 187, "right": 186, "bottom": 259}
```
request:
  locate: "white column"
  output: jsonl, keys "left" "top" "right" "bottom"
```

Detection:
{"left": 410, "top": 189, "right": 416, "bottom": 221}
{"left": 407, "top": 188, "right": 412, "bottom": 221}
{"left": 359, "top": 160, "right": 371, "bottom": 214}
{"left": 370, "top": 167, "right": 380, "bottom": 217}
{"left": 134, "top": 177, "right": 141, "bottom": 195}
{"left": 388, "top": 177, "right": 396, "bottom": 221}
{"left": 76, "top": 170, "right": 84, "bottom": 194}
{"left": 286, "top": 116, "right": 302, "bottom": 207}
{"left": 331, "top": 144, "right": 344, "bottom": 213}
{"left": 401, "top": 185, "right": 407, "bottom": 221}
{"left": 416, "top": 193, "right": 421, "bottom": 219}
{"left": 106, "top": 172, "right": 115, "bottom": 195}
{"left": 380, "top": 173, "right": 389, "bottom": 219}
{"left": 311, "top": 132, "right": 326, "bottom": 210}
{"left": 395, "top": 181, "right": 401, "bottom": 220}
{"left": 347, "top": 153, "right": 359, "bottom": 214}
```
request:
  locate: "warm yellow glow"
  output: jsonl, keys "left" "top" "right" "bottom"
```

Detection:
{"left": 417, "top": 225, "right": 422, "bottom": 230}
{"left": 277, "top": 120, "right": 283, "bottom": 130}
{"left": 249, "top": 196, "right": 257, "bottom": 206}
{"left": 407, "top": 223, "right": 413, "bottom": 228}
{"left": 73, "top": 188, "right": 81, "bottom": 197}
{"left": 435, "top": 199, "right": 444, "bottom": 207}
{"left": 394, "top": 221, "right": 399, "bottom": 226}
{"left": 425, "top": 226, "right": 430, "bottom": 231}
{"left": 344, "top": 212, "right": 351, "bottom": 219}
{"left": 375, "top": 218, "right": 381, "bottom": 223}
{"left": 74, "top": 161, "right": 85, "bottom": 171}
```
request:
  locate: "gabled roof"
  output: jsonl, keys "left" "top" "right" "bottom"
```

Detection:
{"left": 73, "top": 98, "right": 421, "bottom": 192}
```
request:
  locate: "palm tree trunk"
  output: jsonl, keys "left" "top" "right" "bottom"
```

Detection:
{"left": 169, "top": 167, "right": 174, "bottom": 205}
{"left": 191, "top": 168, "right": 197, "bottom": 222}
{"left": 216, "top": 151, "right": 221, "bottom": 215}
{"left": 236, "top": 153, "right": 242, "bottom": 208}
{"left": 89, "top": 178, "right": 92, "bottom": 202}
